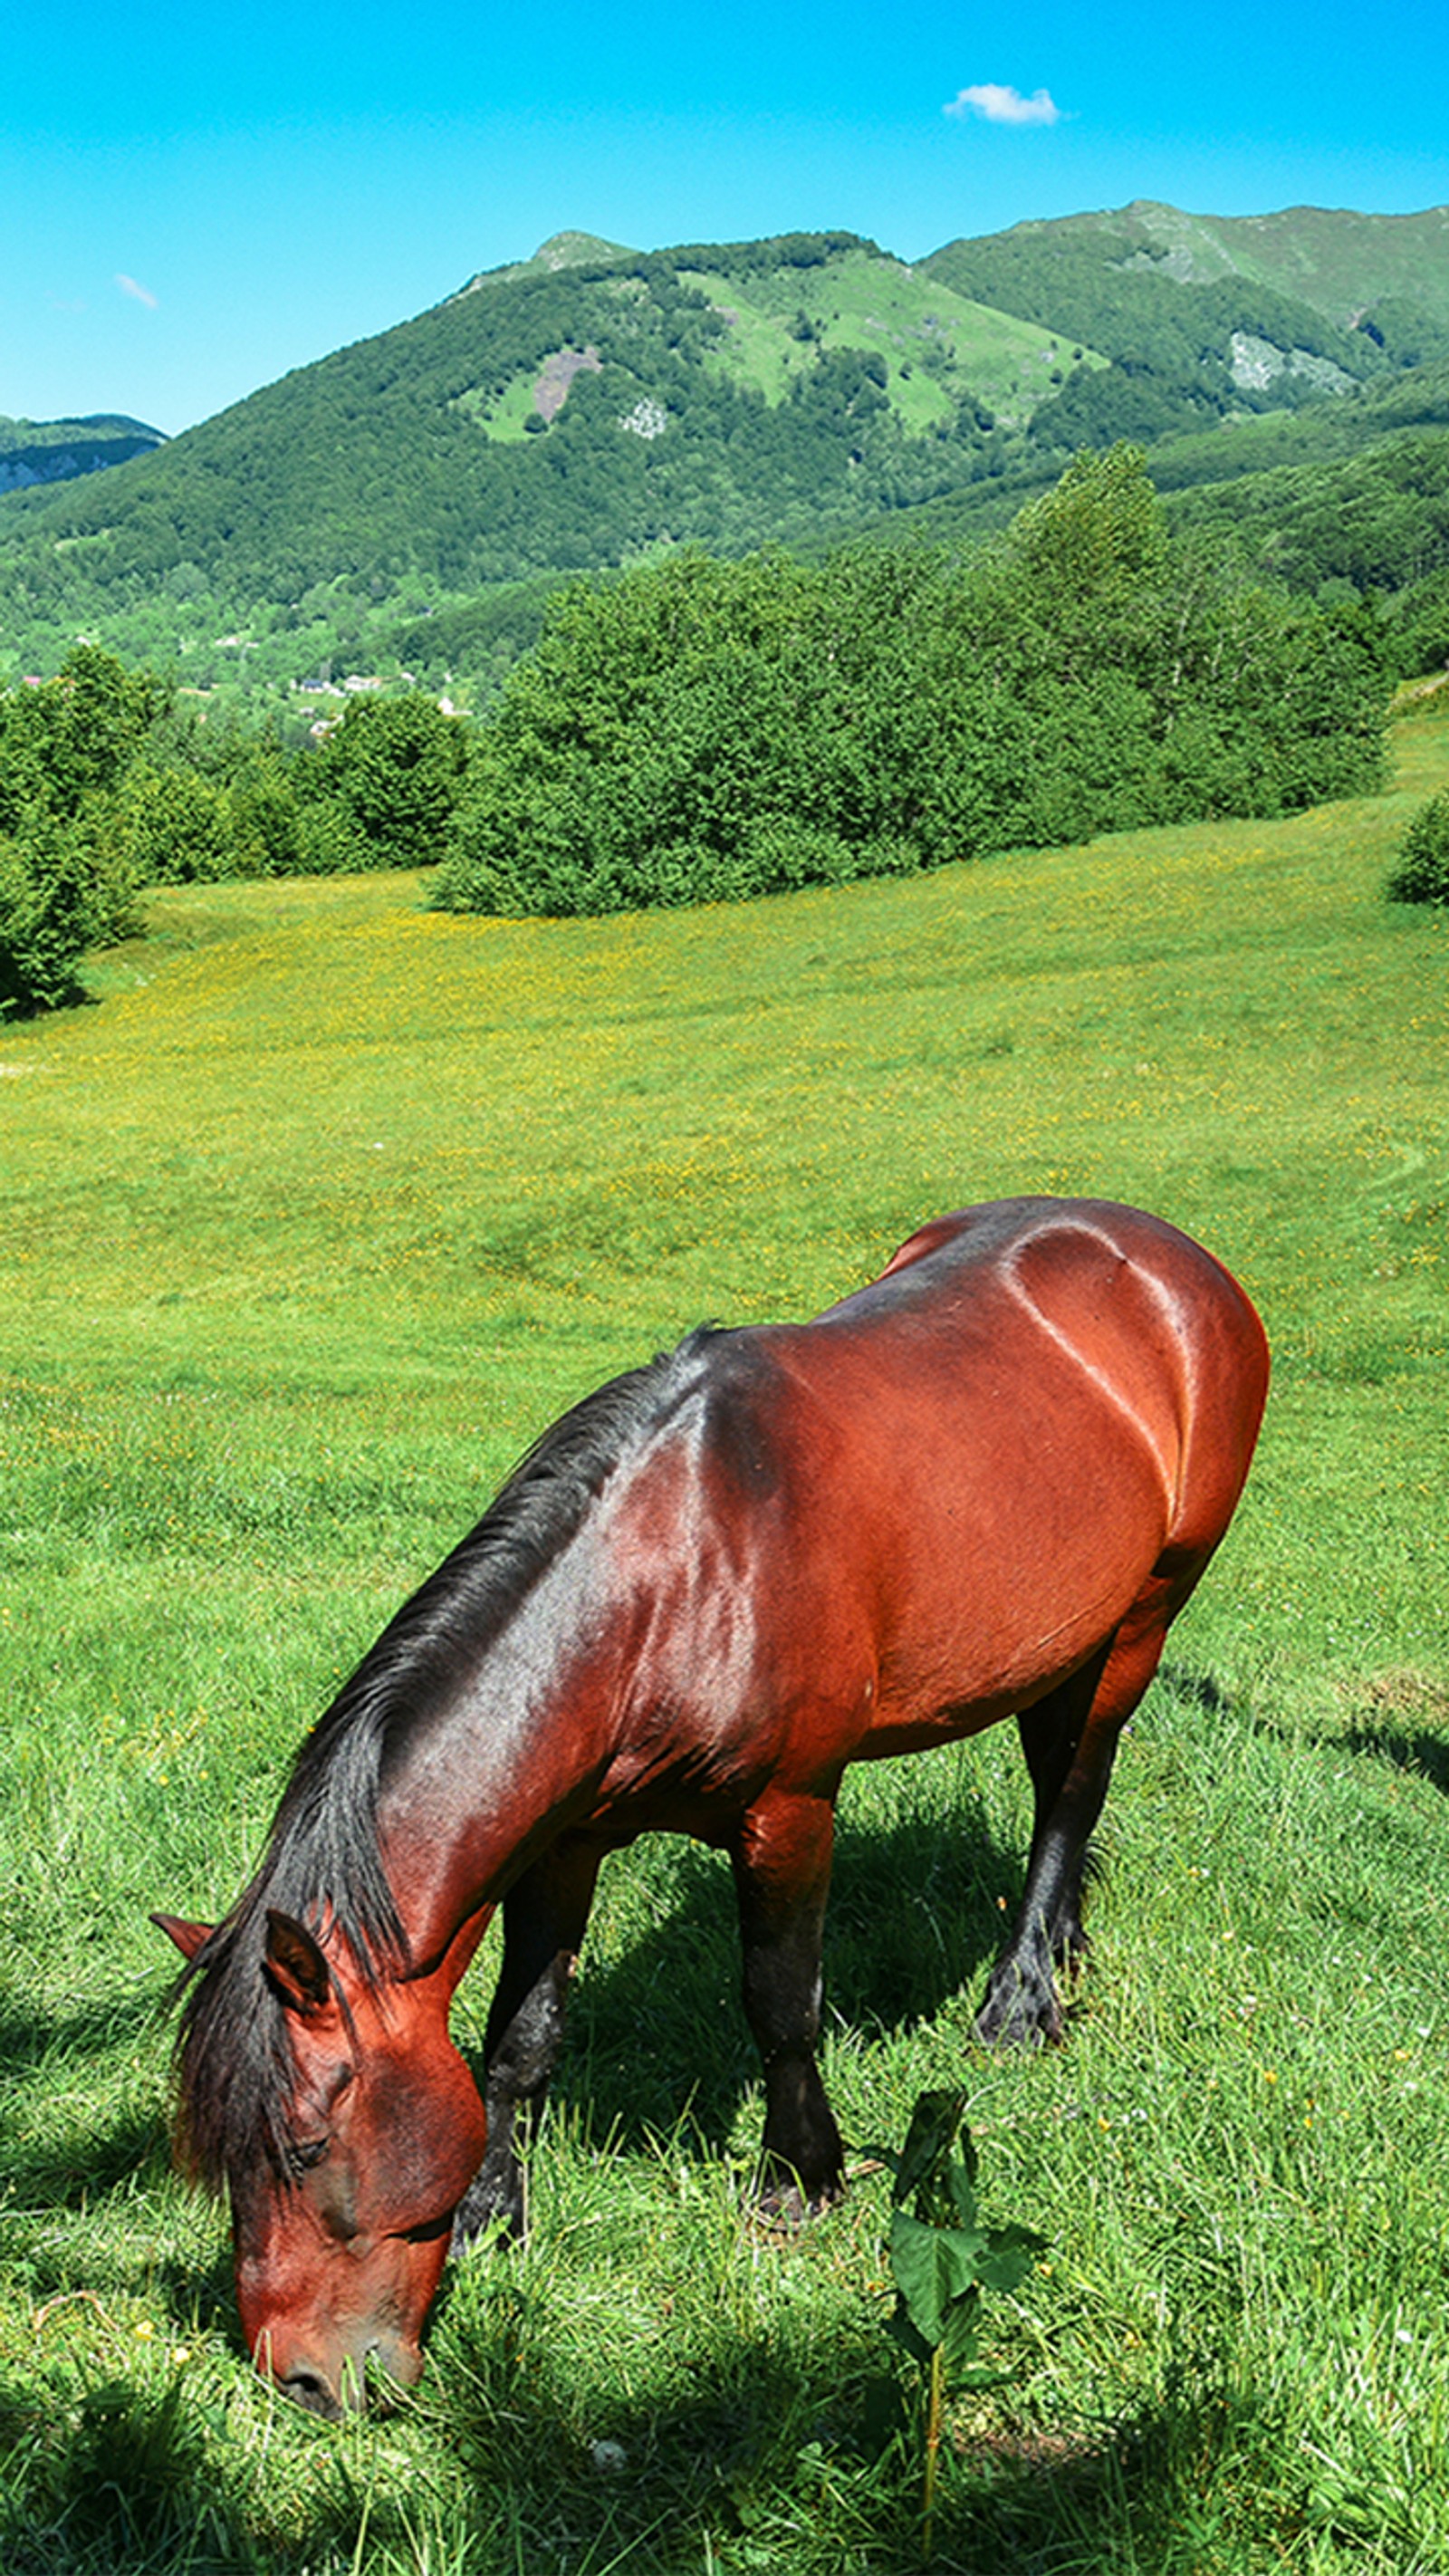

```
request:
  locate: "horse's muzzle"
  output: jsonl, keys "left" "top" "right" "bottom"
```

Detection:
{"left": 261, "top": 2325, "right": 424, "bottom": 2417}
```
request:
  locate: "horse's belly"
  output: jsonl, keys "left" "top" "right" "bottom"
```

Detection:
{"left": 844, "top": 1407, "right": 1172, "bottom": 1747}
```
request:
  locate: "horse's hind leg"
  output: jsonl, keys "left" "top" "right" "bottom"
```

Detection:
{"left": 731, "top": 1789, "right": 845, "bottom": 2221}
{"left": 974, "top": 1587, "right": 1176, "bottom": 2048}
{"left": 1015, "top": 1642, "right": 1113, "bottom": 1977}
{"left": 451, "top": 1833, "right": 602, "bottom": 2252}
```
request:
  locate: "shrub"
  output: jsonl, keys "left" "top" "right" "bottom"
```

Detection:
{"left": 294, "top": 798, "right": 373, "bottom": 875}
{"left": 305, "top": 694, "right": 468, "bottom": 868}
{"left": 113, "top": 764, "right": 238, "bottom": 883}
{"left": 0, "top": 802, "right": 140, "bottom": 1017}
{"left": 228, "top": 755, "right": 306, "bottom": 876}
{"left": 1387, "top": 791, "right": 1449, "bottom": 904}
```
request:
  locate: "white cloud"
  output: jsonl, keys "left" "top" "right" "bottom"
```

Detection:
{"left": 116, "top": 273, "right": 158, "bottom": 309}
{"left": 944, "top": 84, "right": 1061, "bottom": 127}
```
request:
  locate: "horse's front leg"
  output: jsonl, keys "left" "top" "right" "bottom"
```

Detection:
{"left": 451, "top": 1833, "right": 602, "bottom": 2252}
{"left": 731, "top": 1788, "right": 844, "bottom": 2221}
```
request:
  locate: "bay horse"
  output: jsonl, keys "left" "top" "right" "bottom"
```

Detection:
{"left": 155, "top": 1198, "right": 1268, "bottom": 2416}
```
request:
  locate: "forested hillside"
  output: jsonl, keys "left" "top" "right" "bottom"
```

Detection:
{"left": 0, "top": 233, "right": 1080, "bottom": 690}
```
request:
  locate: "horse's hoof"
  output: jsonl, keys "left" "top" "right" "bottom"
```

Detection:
{"left": 973, "top": 1974, "right": 1062, "bottom": 2049}
{"left": 750, "top": 2163, "right": 843, "bottom": 2230}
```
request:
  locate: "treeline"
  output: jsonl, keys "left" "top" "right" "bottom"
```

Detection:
{"left": 0, "top": 449, "right": 1391, "bottom": 1006}
{"left": 435, "top": 447, "right": 1387, "bottom": 918}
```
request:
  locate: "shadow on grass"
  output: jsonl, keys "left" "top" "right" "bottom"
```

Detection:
{"left": 1342, "top": 1716, "right": 1449, "bottom": 1793}
{"left": 0, "top": 1982, "right": 166, "bottom": 2077}
{"left": 0, "top": 2372, "right": 253, "bottom": 2576}
{"left": 1171, "top": 1650, "right": 1449, "bottom": 1799}
{"left": 1157, "top": 1662, "right": 1233, "bottom": 1720}
{"left": 0, "top": 1985, "right": 176, "bottom": 2216}
{"left": 0, "top": 2272, "right": 1289, "bottom": 2576}
{"left": 544, "top": 1793, "right": 1022, "bottom": 2156}
{"left": 1338, "top": 1665, "right": 1449, "bottom": 1794}
{"left": 0, "top": 2356, "right": 1232, "bottom": 2576}
{"left": 421, "top": 2308, "right": 1276, "bottom": 2576}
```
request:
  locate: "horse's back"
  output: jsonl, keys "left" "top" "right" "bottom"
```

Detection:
{"left": 810, "top": 1197, "right": 1267, "bottom": 1525}
{"left": 671, "top": 1200, "right": 1267, "bottom": 1754}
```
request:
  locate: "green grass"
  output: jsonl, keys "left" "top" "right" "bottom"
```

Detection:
{"left": 682, "top": 252, "right": 1096, "bottom": 429}
{"left": 2, "top": 705, "right": 1447, "bottom": 2571}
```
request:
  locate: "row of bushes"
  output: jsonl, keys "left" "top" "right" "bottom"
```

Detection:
{"left": 434, "top": 447, "right": 1388, "bottom": 918}
{"left": 0, "top": 659, "right": 467, "bottom": 1012}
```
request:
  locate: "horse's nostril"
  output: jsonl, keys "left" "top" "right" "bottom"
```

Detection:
{"left": 280, "top": 2369, "right": 342, "bottom": 2419}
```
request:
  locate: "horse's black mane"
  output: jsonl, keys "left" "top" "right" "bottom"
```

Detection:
{"left": 171, "top": 1330, "right": 717, "bottom": 2196}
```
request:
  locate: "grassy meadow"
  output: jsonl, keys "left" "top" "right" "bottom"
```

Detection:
{"left": 1, "top": 697, "right": 1447, "bottom": 2573}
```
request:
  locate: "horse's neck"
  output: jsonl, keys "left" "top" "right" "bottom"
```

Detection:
{"left": 375, "top": 1550, "right": 633, "bottom": 1974}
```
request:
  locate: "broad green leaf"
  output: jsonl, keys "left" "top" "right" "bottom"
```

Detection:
{"left": 889, "top": 2208, "right": 981, "bottom": 2345}
{"left": 942, "top": 2298, "right": 984, "bottom": 2369}
{"left": 974, "top": 2224, "right": 1047, "bottom": 2293}
{"left": 886, "top": 2302, "right": 935, "bottom": 2369}
{"left": 946, "top": 2157, "right": 982, "bottom": 2235}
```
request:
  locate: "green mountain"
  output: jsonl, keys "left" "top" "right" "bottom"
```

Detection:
{"left": 0, "top": 413, "right": 165, "bottom": 496}
{"left": 926, "top": 198, "right": 1449, "bottom": 353}
{"left": 0, "top": 229, "right": 1095, "bottom": 693}
{"left": 3, "top": 205, "right": 1449, "bottom": 699}
{"left": 923, "top": 201, "right": 1449, "bottom": 457}
{"left": 1180, "top": 202, "right": 1449, "bottom": 334}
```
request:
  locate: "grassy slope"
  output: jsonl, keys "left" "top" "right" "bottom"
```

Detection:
{"left": 1209, "top": 203, "right": 1449, "bottom": 331}
{"left": 926, "top": 200, "right": 1449, "bottom": 337}
{"left": 681, "top": 253, "right": 1093, "bottom": 429}
{"left": 1, "top": 710, "right": 1447, "bottom": 2571}
{"left": 469, "top": 253, "right": 1089, "bottom": 444}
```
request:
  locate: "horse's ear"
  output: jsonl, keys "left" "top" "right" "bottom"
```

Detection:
{"left": 151, "top": 1912, "right": 216, "bottom": 1962}
{"left": 264, "top": 1909, "right": 331, "bottom": 2014}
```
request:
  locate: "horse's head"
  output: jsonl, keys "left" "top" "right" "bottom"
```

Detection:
{"left": 156, "top": 1906, "right": 487, "bottom": 2417}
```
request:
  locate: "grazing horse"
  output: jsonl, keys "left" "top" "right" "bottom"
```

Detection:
{"left": 156, "top": 1198, "right": 1268, "bottom": 2416}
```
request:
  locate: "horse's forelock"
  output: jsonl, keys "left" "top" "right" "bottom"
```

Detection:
{"left": 173, "top": 1903, "right": 301, "bottom": 2194}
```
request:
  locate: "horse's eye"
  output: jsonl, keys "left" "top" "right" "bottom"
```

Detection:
{"left": 284, "top": 2136, "right": 330, "bottom": 2177}
{"left": 398, "top": 2208, "right": 455, "bottom": 2245}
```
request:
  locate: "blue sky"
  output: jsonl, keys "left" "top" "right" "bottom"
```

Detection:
{"left": 5, "top": 0, "right": 1446, "bottom": 436}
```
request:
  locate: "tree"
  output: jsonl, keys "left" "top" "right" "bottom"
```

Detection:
{"left": 0, "top": 800, "right": 139, "bottom": 1017}
{"left": 0, "top": 646, "right": 168, "bottom": 831}
{"left": 305, "top": 694, "right": 468, "bottom": 867}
